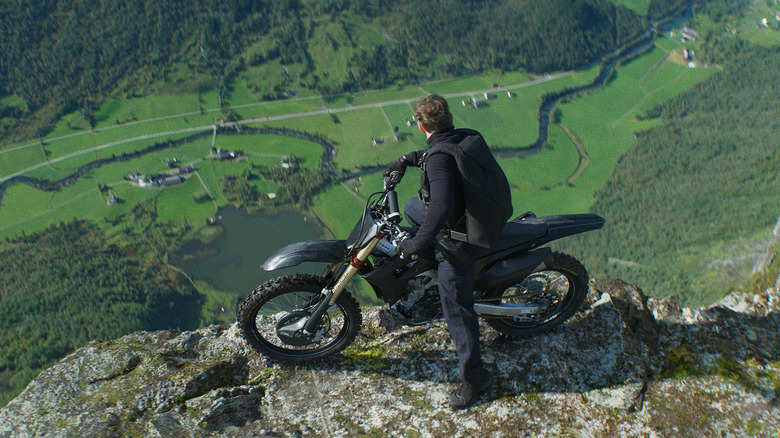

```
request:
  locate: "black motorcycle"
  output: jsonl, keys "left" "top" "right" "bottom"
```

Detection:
{"left": 238, "top": 175, "right": 604, "bottom": 362}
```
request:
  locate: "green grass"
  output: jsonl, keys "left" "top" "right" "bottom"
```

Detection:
{"left": 156, "top": 177, "right": 216, "bottom": 223}
{"left": 735, "top": 1, "right": 780, "bottom": 47}
{"left": 312, "top": 182, "right": 368, "bottom": 239}
{"left": 0, "top": 184, "right": 53, "bottom": 229}
{"left": 422, "top": 70, "right": 529, "bottom": 95}
{"left": 192, "top": 279, "right": 237, "bottom": 325}
{"left": 0, "top": 145, "right": 45, "bottom": 178}
{"left": 215, "top": 133, "right": 323, "bottom": 169}
{"left": 604, "top": 0, "right": 648, "bottom": 15}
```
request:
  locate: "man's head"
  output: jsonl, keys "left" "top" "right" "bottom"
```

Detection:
{"left": 414, "top": 94, "right": 453, "bottom": 134}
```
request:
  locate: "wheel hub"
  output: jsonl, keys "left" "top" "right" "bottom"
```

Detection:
{"left": 510, "top": 290, "right": 561, "bottom": 322}
{"left": 276, "top": 311, "right": 316, "bottom": 346}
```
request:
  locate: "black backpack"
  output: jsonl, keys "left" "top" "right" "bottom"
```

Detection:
{"left": 425, "top": 129, "right": 513, "bottom": 248}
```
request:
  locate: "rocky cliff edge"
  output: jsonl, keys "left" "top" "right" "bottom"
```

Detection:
{"left": 1, "top": 277, "right": 779, "bottom": 437}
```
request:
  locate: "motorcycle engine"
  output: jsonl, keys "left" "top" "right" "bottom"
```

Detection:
{"left": 390, "top": 274, "right": 443, "bottom": 326}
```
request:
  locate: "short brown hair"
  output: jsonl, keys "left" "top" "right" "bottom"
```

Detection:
{"left": 414, "top": 94, "right": 453, "bottom": 133}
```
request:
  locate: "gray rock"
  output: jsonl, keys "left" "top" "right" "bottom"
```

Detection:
{"left": 1, "top": 276, "right": 779, "bottom": 437}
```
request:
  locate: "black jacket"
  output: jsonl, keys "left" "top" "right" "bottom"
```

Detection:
{"left": 399, "top": 128, "right": 467, "bottom": 253}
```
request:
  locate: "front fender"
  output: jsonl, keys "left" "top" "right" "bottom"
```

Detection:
{"left": 263, "top": 240, "right": 347, "bottom": 271}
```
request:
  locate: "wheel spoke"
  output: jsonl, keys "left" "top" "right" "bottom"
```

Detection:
{"left": 238, "top": 274, "right": 362, "bottom": 362}
{"left": 482, "top": 253, "right": 588, "bottom": 336}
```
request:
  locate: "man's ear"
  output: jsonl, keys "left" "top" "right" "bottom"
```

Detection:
{"left": 418, "top": 122, "right": 427, "bottom": 134}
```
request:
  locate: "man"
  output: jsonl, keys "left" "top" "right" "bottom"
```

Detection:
{"left": 384, "top": 94, "right": 509, "bottom": 409}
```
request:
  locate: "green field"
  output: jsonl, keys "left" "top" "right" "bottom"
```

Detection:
{"left": 1, "top": 40, "right": 711, "bottom": 239}
{"left": 605, "top": 0, "right": 649, "bottom": 15}
{"left": 0, "top": 37, "right": 717, "bottom": 305}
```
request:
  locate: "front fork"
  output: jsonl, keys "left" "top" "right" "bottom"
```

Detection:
{"left": 302, "top": 236, "right": 382, "bottom": 334}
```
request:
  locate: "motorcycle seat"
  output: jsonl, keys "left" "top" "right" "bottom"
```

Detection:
{"left": 472, "top": 217, "right": 548, "bottom": 259}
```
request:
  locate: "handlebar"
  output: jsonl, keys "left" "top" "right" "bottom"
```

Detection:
{"left": 383, "top": 171, "right": 402, "bottom": 190}
{"left": 381, "top": 174, "right": 403, "bottom": 224}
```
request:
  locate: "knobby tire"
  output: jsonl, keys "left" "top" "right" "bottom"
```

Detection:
{"left": 238, "top": 274, "right": 362, "bottom": 363}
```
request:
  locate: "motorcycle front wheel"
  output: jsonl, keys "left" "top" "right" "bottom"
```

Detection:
{"left": 482, "top": 252, "right": 588, "bottom": 337}
{"left": 238, "top": 274, "right": 362, "bottom": 362}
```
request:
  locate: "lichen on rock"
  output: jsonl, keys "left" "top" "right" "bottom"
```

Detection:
{"left": 1, "top": 276, "right": 779, "bottom": 437}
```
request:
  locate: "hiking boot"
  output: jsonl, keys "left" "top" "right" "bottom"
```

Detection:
{"left": 448, "top": 369, "right": 494, "bottom": 409}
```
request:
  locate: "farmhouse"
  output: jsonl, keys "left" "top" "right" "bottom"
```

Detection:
{"left": 161, "top": 176, "right": 183, "bottom": 187}
{"left": 176, "top": 165, "right": 195, "bottom": 174}
{"left": 462, "top": 97, "right": 485, "bottom": 108}
{"left": 681, "top": 26, "right": 700, "bottom": 43}
{"left": 216, "top": 148, "right": 237, "bottom": 161}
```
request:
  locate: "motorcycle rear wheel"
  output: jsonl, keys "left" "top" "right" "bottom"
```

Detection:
{"left": 238, "top": 274, "right": 362, "bottom": 362}
{"left": 482, "top": 252, "right": 588, "bottom": 337}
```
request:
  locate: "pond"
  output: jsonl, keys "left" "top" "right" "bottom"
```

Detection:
{"left": 170, "top": 206, "right": 321, "bottom": 300}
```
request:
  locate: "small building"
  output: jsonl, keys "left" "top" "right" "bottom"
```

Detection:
{"left": 162, "top": 176, "right": 182, "bottom": 187}
{"left": 681, "top": 26, "right": 700, "bottom": 43}
{"left": 177, "top": 165, "right": 195, "bottom": 174}
{"left": 216, "top": 148, "right": 237, "bottom": 161}
{"left": 467, "top": 97, "right": 485, "bottom": 108}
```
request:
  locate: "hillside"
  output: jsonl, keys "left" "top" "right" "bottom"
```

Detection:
{"left": 0, "top": 220, "right": 207, "bottom": 406}
{"left": 0, "top": 0, "right": 647, "bottom": 144}
{"left": 1, "top": 274, "right": 778, "bottom": 436}
{"left": 557, "top": 42, "right": 780, "bottom": 306}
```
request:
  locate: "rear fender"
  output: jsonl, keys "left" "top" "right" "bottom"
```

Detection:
{"left": 263, "top": 240, "right": 347, "bottom": 271}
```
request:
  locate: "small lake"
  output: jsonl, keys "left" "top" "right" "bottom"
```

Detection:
{"left": 170, "top": 207, "right": 321, "bottom": 300}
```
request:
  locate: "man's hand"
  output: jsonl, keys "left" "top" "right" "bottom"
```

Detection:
{"left": 383, "top": 158, "right": 406, "bottom": 179}
{"left": 398, "top": 239, "right": 416, "bottom": 257}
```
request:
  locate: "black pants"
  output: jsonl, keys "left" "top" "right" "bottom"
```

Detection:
{"left": 404, "top": 198, "right": 484, "bottom": 382}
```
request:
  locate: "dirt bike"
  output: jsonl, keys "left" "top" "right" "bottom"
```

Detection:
{"left": 238, "top": 174, "right": 604, "bottom": 362}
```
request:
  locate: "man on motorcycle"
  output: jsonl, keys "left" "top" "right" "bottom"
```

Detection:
{"left": 384, "top": 94, "right": 502, "bottom": 409}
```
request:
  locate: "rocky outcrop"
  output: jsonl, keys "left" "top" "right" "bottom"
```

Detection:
{"left": 1, "top": 277, "right": 779, "bottom": 437}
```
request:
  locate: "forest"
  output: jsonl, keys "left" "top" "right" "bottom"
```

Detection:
{"left": 0, "top": 220, "right": 203, "bottom": 406}
{"left": 559, "top": 42, "right": 780, "bottom": 306}
{"left": 0, "top": 0, "right": 654, "bottom": 142}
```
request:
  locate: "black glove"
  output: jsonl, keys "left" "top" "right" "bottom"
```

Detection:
{"left": 398, "top": 238, "right": 417, "bottom": 256}
{"left": 383, "top": 158, "right": 406, "bottom": 178}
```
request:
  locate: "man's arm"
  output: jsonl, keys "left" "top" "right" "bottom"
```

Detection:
{"left": 404, "top": 153, "right": 459, "bottom": 253}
